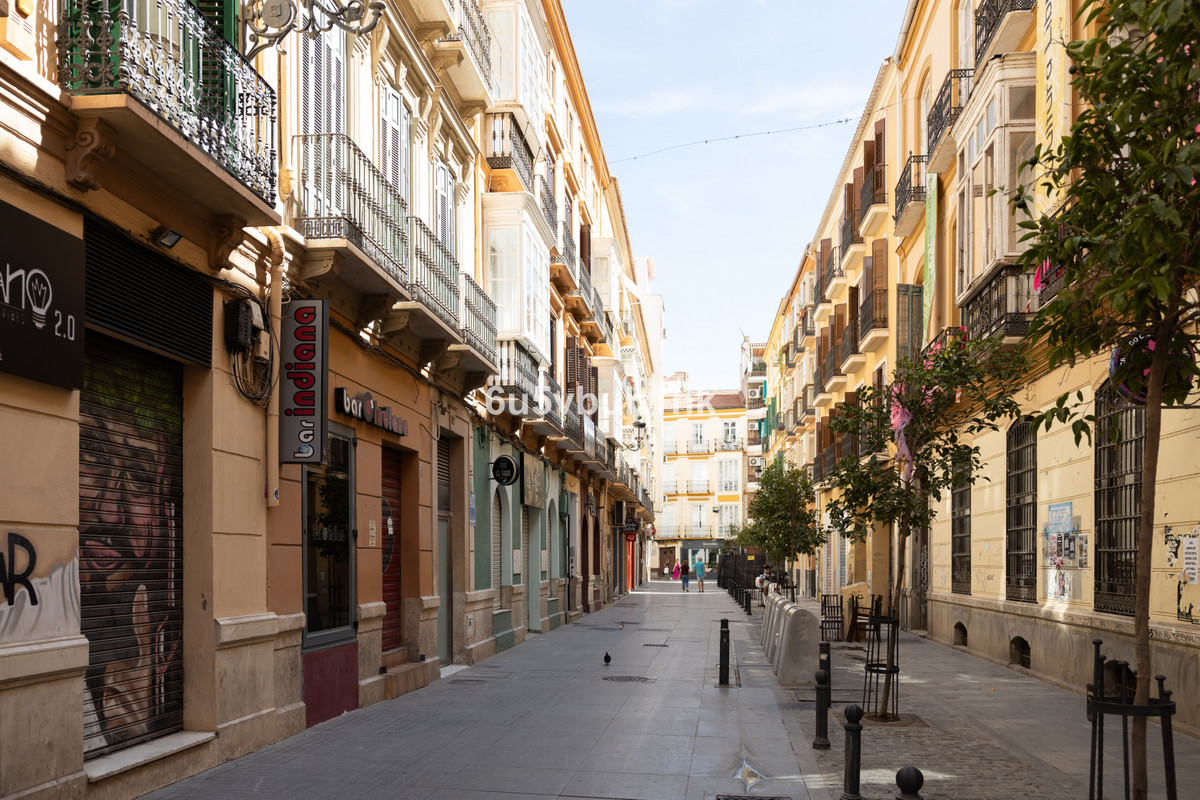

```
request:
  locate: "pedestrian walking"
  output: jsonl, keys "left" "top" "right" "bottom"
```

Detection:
{"left": 693, "top": 557, "right": 706, "bottom": 592}
{"left": 679, "top": 559, "right": 690, "bottom": 591}
{"left": 672, "top": 562, "right": 680, "bottom": 581}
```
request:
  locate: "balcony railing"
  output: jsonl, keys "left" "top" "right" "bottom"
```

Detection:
{"left": 717, "top": 438, "right": 743, "bottom": 451}
{"left": 841, "top": 207, "right": 862, "bottom": 252}
{"left": 459, "top": 272, "right": 497, "bottom": 365}
{"left": 538, "top": 175, "right": 557, "bottom": 231}
{"left": 859, "top": 288, "right": 887, "bottom": 343}
{"left": 775, "top": 413, "right": 785, "bottom": 432}
{"left": 294, "top": 133, "right": 408, "bottom": 284}
{"left": 924, "top": 325, "right": 967, "bottom": 357}
{"left": 802, "top": 307, "right": 816, "bottom": 336}
{"left": 961, "top": 264, "right": 1038, "bottom": 341}
{"left": 486, "top": 112, "right": 534, "bottom": 191}
{"left": 823, "top": 346, "right": 843, "bottom": 390}
{"left": 928, "top": 70, "right": 973, "bottom": 157}
{"left": 840, "top": 322, "right": 859, "bottom": 367}
{"left": 407, "top": 216, "right": 461, "bottom": 329}
{"left": 894, "top": 154, "right": 928, "bottom": 226}
{"left": 563, "top": 401, "right": 582, "bottom": 446}
{"left": 688, "top": 439, "right": 713, "bottom": 454}
{"left": 539, "top": 372, "right": 563, "bottom": 427}
{"left": 824, "top": 245, "right": 843, "bottom": 291}
{"left": 664, "top": 440, "right": 680, "bottom": 454}
{"left": 58, "top": 0, "right": 278, "bottom": 205}
{"left": 450, "top": 0, "right": 493, "bottom": 89}
{"left": 687, "top": 479, "right": 709, "bottom": 493}
{"left": 975, "top": 0, "right": 1035, "bottom": 68}
{"left": 860, "top": 163, "right": 886, "bottom": 214}
{"left": 490, "top": 339, "right": 538, "bottom": 406}
{"left": 563, "top": 221, "right": 578, "bottom": 275}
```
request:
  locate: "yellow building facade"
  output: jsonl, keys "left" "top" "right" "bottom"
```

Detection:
{"left": 763, "top": 0, "right": 1200, "bottom": 734}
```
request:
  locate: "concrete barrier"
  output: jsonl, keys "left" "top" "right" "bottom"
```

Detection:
{"left": 759, "top": 594, "right": 818, "bottom": 687}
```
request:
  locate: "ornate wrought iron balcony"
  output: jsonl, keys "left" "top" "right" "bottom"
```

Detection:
{"left": 894, "top": 154, "right": 928, "bottom": 235}
{"left": 407, "top": 216, "right": 460, "bottom": 330}
{"left": 687, "top": 479, "right": 709, "bottom": 493}
{"left": 858, "top": 287, "right": 888, "bottom": 344}
{"left": 451, "top": 0, "right": 492, "bottom": 89}
{"left": 840, "top": 319, "right": 859, "bottom": 367}
{"left": 486, "top": 113, "right": 534, "bottom": 192}
{"left": 458, "top": 272, "right": 497, "bottom": 367}
{"left": 538, "top": 174, "right": 557, "bottom": 231}
{"left": 859, "top": 163, "right": 886, "bottom": 216}
{"left": 824, "top": 245, "right": 843, "bottom": 293}
{"left": 717, "top": 438, "right": 743, "bottom": 452}
{"left": 961, "top": 264, "right": 1038, "bottom": 342}
{"left": 841, "top": 207, "right": 862, "bottom": 252}
{"left": 58, "top": 0, "right": 277, "bottom": 207}
{"left": 489, "top": 338, "right": 539, "bottom": 411}
{"left": 975, "top": 0, "right": 1035, "bottom": 69}
{"left": 923, "top": 325, "right": 967, "bottom": 357}
{"left": 928, "top": 70, "right": 973, "bottom": 168}
{"left": 295, "top": 133, "right": 408, "bottom": 284}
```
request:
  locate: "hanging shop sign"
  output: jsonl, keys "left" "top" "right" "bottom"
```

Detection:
{"left": 623, "top": 520, "right": 639, "bottom": 533}
{"left": 334, "top": 388, "right": 408, "bottom": 435}
{"left": 492, "top": 455, "right": 519, "bottom": 486}
{"left": 522, "top": 451, "right": 545, "bottom": 508}
{"left": 625, "top": 533, "right": 637, "bottom": 543}
{"left": 0, "top": 197, "right": 85, "bottom": 389}
{"left": 280, "top": 299, "right": 328, "bottom": 464}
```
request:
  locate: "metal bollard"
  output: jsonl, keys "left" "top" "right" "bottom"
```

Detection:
{"left": 719, "top": 619, "right": 730, "bottom": 686}
{"left": 744, "top": 586, "right": 753, "bottom": 615}
{"left": 819, "top": 640, "right": 831, "bottom": 693}
{"left": 896, "top": 765, "right": 924, "bottom": 799}
{"left": 841, "top": 704, "right": 863, "bottom": 800}
{"left": 813, "top": 668, "right": 831, "bottom": 750}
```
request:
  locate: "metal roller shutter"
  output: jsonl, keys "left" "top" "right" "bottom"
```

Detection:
{"left": 437, "top": 438, "right": 451, "bottom": 512}
{"left": 79, "top": 333, "right": 184, "bottom": 757}
{"left": 491, "top": 492, "right": 502, "bottom": 610}
{"left": 381, "top": 448, "right": 403, "bottom": 652}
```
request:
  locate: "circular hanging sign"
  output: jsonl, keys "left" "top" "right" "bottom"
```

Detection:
{"left": 492, "top": 455, "right": 519, "bottom": 486}
{"left": 1109, "top": 332, "right": 1197, "bottom": 404}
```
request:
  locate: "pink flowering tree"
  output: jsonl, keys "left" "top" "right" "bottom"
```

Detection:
{"left": 825, "top": 336, "right": 1026, "bottom": 718}
{"left": 1012, "top": 2, "right": 1200, "bottom": 795}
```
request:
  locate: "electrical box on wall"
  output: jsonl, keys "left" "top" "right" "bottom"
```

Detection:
{"left": 224, "top": 299, "right": 255, "bottom": 353}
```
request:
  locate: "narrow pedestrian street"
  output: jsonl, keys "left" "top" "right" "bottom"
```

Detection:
{"left": 141, "top": 581, "right": 1200, "bottom": 800}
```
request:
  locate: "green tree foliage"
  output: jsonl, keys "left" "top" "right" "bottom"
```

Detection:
{"left": 1011, "top": 2, "right": 1200, "bottom": 794}
{"left": 734, "top": 459, "right": 823, "bottom": 567}
{"left": 826, "top": 335, "right": 1026, "bottom": 717}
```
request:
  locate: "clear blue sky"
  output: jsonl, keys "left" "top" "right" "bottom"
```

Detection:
{"left": 561, "top": 0, "right": 906, "bottom": 392}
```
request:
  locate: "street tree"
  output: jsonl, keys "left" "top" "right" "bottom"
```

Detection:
{"left": 826, "top": 335, "right": 1026, "bottom": 718}
{"left": 734, "top": 458, "right": 823, "bottom": 573}
{"left": 1011, "top": 1, "right": 1200, "bottom": 793}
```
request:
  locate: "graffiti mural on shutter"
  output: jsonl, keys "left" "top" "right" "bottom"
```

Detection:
{"left": 381, "top": 448, "right": 403, "bottom": 652}
{"left": 79, "top": 334, "right": 184, "bottom": 757}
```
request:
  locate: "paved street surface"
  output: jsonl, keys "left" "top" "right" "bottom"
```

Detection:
{"left": 144, "top": 581, "right": 1200, "bottom": 800}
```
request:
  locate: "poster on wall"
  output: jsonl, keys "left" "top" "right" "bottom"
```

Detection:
{"left": 522, "top": 451, "right": 546, "bottom": 507}
{"left": 280, "top": 299, "right": 328, "bottom": 464}
{"left": 0, "top": 197, "right": 85, "bottom": 389}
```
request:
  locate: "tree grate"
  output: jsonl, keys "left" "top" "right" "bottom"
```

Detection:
{"left": 603, "top": 675, "right": 654, "bottom": 683}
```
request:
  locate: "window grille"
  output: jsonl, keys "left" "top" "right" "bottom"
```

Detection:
{"left": 1094, "top": 383, "right": 1143, "bottom": 615}
{"left": 1005, "top": 417, "right": 1037, "bottom": 602}
{"left": 951, "top": 450, "right": 972, "bottom": 595}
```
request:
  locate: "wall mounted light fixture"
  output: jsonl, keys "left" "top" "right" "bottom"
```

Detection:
{"left": 150, "top": 226, "right": 182, "bottom": 249}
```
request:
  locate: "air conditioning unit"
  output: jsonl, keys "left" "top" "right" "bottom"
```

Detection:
{"left": 749, "top": 457, "right": 763, "bottom": 466}
{"left": 748, "top": 388, "right": 761, "bottom": 399}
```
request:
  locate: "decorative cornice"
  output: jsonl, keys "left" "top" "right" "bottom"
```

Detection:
{"left": 210, "top": 215, "right": 247, "bottom": 272}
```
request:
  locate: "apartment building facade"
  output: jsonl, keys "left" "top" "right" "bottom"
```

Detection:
{"left": 654, "top": 374, "right": 746, "bottom": 576}
{"left": 759, "top": 0, "right": 1200, "bottom": 733}
{"left": 0, "top": 1, "right": 658, "bottom": 797}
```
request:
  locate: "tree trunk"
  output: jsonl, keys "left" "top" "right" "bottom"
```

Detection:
{"left": 1131, "top": 328, "right": 1169, "bottom": 800}
{"left": 878, "top": 516, "right": 908, "bottom": 719}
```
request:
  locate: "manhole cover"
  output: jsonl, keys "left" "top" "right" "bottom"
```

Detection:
{"left": 603, "top": 675, "right": 653, "bottom": 683}
{"left": 451, "top": 679, "right": 488, "bottom": 684}
{"left": 642, "top": 643, "right": 668, "bottom": 647}
{"left": 586, "top": 626, "right": 623, "bottom": 631}
{"left": 988, "top": 673, "right": 1027, "bottom": 681}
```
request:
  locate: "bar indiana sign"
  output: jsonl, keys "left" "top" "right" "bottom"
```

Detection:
{"left": 280, "top": 299, "right": 328, "bottom": 464}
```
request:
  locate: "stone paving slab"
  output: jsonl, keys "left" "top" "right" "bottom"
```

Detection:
{"left": 140, "top": 581, "right": 1200, "bottom": 800}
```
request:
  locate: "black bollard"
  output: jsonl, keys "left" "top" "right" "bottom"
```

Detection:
{"left": 813, "top": 668, "right": 831, "bottom": 750}
{"left": 841, "top": 704, "right": 863, "bottom": 800}
{"left": 719, "top": 619, "right": 730, "bottom": 686}
{"left": 819, "top": 640, "right": 832, "bottom": 693}
{"left": 744, "top": 586, "right": 753, "bottom": 615}
{"left": 895, "top": 765, "right": 924, "bottom": 799}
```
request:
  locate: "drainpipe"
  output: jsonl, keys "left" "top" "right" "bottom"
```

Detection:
{"left": 262, "top": 227, "right": 285, "bottom": 508}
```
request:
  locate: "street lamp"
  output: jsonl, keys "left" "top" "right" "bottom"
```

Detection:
{"left": 624, "top": 418, "right": 647, "bottom": 450}
{"left": 246, "top": 0, "right": 386, "bottom": 59}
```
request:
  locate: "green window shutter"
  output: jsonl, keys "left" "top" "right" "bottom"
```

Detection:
{"left": 197, "top": 0, "right": 236, "bottom": 42}
{"left": 895, "top": 284, "right": 923, "bottom": 364}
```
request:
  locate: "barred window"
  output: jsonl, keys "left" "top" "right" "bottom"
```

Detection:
{"left": 1005, "top": 417, "right": 1037, "bottom": 602}
{"left": 951, "top": 449, "right": 972, "bottom": 595}
{"left": 1094, "top": 382, "right": 1143, "bottom": 616}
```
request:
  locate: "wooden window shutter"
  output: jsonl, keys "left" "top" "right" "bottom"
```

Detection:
{"left": 874, "top": 364, "right": 885, "bottom": 396}
{"left": 863, "top": 255, "right": 874, "bottom": 303}
{"left": 580, "top": 223, "right": 592, "bottom": 273}
{"left": 896, "top": 284, "right": 924, "bottom": 363}
{"left": 874, "top": 119, "right": 886, "bottom": 168}
{"left": 565, "top": 335, "right": 579, "bottom": 391}
{"left": 589, "top": 365, "right": 599, "bottom": 421}
{"left": 834, "top": 304, "right": 846, "bottom": 341}
{"left": 863, "top": 140, "right": 875, "bottom": 175}
{"left": 847, "top": 286, "right": 859, "bottom": 342}
{"left": 872, "top": 238, "right": 888, "bottom": 294}
{"left": 850, "top": 170, "right": 862, "bottom": 213}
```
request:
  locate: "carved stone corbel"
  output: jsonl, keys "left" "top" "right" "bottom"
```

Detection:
{"left": 65, "top": 118, "right": 115, "bottom": 192}
{"left": 380, "top": 309, "right": 413, "bottom": 337}
{"left": 462, "top": 372, "right": 490, "bottom": 395}
{"left": 421, "top": 339, "right": 449, "bottom": 367}
{"left": 356, "top": 293, "right": 392, "bottom": 330}
{"left": 436, "top": 349, "right": 464, "bottom": 373}
{"left": 298, "top": 249, "right": 343, "bottom": 285}
{"left": 210, "top": 215, "right": 247, "bottom": 272}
